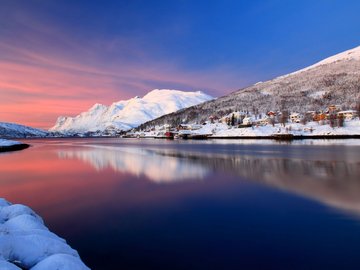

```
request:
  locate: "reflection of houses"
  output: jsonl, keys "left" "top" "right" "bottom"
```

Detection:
{"left": 59, "top": 145, "right": 360, "bottom": 215}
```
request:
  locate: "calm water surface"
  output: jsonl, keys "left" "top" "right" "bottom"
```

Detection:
{"left": 1, "top": 138, "right": 360, "bottom": 269}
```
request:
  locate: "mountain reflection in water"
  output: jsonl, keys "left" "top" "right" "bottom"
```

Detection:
{"left": 57, "top": 143, "right": 360, "bottom": 215}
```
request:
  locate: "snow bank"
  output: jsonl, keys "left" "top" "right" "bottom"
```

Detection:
{"left": 0, "top": 199, "right": 89, "bottom": 270}
{"left": 0, "top": 139, "right": 22, "bottom": 147}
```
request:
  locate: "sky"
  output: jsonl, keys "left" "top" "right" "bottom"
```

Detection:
{"left": 1, "top": 0, "right": 360, "bottom": 129}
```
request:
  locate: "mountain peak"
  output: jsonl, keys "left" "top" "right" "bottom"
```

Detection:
{"left": 50, "top": 89, "right": 213, "bottom": 133}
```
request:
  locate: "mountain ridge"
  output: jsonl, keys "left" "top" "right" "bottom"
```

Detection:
{"left": 50, "top": 89, "right": 214, "bottom": 134}
{"left": 0, "top": 122, "right": 48, "bottom": 138}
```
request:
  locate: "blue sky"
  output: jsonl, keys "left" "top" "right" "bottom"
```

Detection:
{"left": 1, "top": 0, "right": 360, "bottom": 127}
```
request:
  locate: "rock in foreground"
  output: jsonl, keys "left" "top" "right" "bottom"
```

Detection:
{"left": 0, "top": 199, "right": 89, "bottom": 270}
{"left": 0, "top": 139, "right": 29, "bottom": 152}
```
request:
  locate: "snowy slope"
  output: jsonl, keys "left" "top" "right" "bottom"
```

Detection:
{"left": 140, "top": 45, "right": 360, "bottom": 129}
{"left": 283, "top": 45, "right": 360, "bottom": 78}
{"left": 0, "top": 122, "right": 48, "bottom": 138}
{"left": 50, "top": 89, "right": 213, "bottom": 133}
{"left": 0, "top": 199, "right": 89, "bottom": 270}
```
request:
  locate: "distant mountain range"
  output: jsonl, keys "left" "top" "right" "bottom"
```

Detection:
{"left": 0, "top": 122, "right": 47, "bottom": 138}
{"left": 50, "top": 89, "right": 213, "bottom": 134}
{"left": 140, "top": 45, "right": 360, "bottom": 129}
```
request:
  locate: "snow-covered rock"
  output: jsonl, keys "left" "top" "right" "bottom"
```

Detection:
{"left": 0, "top": 139, "right": 22, "bottom": 147}
{"left": 50, "top": 89, "right": 213, "bottom": 134}
{"left": 0, "top": 139, "right": 29, "bottom": 152}
{"left": 0, "top": 122, "right": 47, "bottom": 138}
{"left": 0, "top": 199, "right": 89, "bottom": 270}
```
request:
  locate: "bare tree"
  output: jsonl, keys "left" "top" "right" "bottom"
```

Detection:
{"left": 280, "top": 111, "right": 289, "bottom": 127}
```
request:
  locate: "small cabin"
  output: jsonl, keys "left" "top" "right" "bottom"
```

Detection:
{"left": 328, "top": 104, "right": 342, "bottom": 113}
{"left": 255, "top": 117, "right": 271, "bottom": 126}
{"left": 290, "top": 113, "right": 302, "bottom": 123}
{"left": 178, "top": 124, "right": 202, "bottom": 131}
{"left": 242, "top": 117, "right": 253, "bottom": 125}
{"left": 337, "top": 110, "right": 358, "bottom": 120}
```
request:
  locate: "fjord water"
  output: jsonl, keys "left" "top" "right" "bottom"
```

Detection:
{"left": 1, "top": 139, "right": 360, "bottom": 269}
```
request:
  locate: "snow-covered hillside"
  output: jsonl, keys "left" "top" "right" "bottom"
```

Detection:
{"left": 50, "top": 89, "right": 213, "bottom": 134}
{"left": 288, "top": 45, "right": 360, "bottom": 76}
{"left": 0, "top": 122, "right": 47, "bottom": 138}
{"left": 140, "top": 45, "right": 360, "bottom": 129}
{"left": 0, "top": 199, "right": 89, "bottom": 270}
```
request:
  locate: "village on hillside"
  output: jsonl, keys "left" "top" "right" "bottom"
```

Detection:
{"left": 128, "top": 104, "right": 360, "bottom": 140}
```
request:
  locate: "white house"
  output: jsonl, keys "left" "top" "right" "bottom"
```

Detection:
{"left": 290, "top": 113, "right": 302, "bottom": 123}
{"left": 242, "top": 117, "right": 253, "bottom": 125}
{"left": 337, "top": 110, "right": 358, "bottom": 120}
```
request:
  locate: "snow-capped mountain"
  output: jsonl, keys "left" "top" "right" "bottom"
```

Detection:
{"left": 0, "top": 122, "right": 48, "bottom": 138}
{"left": 140, "top": 45, "right": 360, "bottom": 129}
{"left": 50, "top": 89, "right": 213, "bottom": 134}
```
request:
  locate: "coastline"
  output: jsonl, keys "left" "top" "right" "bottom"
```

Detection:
{"left": 0, "top": 143, "right": 30, "bottom": 153}
{"left": 210, "top": 134, "right": 360, "bottom": 140}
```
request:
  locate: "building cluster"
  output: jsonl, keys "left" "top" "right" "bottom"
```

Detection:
{"left": 215, "top": 105, "right": 358, "bottom": 127}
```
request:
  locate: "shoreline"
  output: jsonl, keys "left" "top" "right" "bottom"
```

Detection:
{"left": 0, "top": 143, "right": 30, "bottom": 153}
{"left": 14, "top": 134, "right": 360, "bottom": 141}
{"left": 209, "top": 134, "right": 360, "bottom": 140}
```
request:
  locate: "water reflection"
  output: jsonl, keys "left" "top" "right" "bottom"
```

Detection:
{"left": 58, "top": 144, "right": 360, "bottom": 215}
{"left": 58, "top": 146, "right": 209, "bottom": 183}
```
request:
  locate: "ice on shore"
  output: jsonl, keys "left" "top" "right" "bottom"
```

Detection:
{"left": 0, "top": 199, "right": 89, "bottom": 270}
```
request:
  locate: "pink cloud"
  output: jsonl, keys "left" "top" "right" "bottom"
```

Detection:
{"left": 0, "top": 40, "right": 250, "bottom": 129}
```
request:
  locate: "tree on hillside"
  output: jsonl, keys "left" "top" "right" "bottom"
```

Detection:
{"left": 280, "top": 111, "right": 289, "bottom": 127}
{"left": 356, "top": 102, "right": 360, "bottom": 120}
{"left": 231, "top": 113, "right": 236, "bottom": 126}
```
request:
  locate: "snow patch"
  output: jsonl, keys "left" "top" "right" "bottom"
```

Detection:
{"left": 0, "top": 139, "right": 21, "bottom": 147}
{"left": 279, "top": 45, "right": 360, "bottom": 79}
{"left": 0, "top": 199, "right": 89, "bottom": 270}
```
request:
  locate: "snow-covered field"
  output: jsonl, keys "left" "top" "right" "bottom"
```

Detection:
{"left": 0, "top": 199, "right": 89, "bottom": 270}
{"left": 140, "top": 119, "right": 360, "bottom": 138}
{"left": 210, "top": 119, "right": 360, "bottom": 137}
